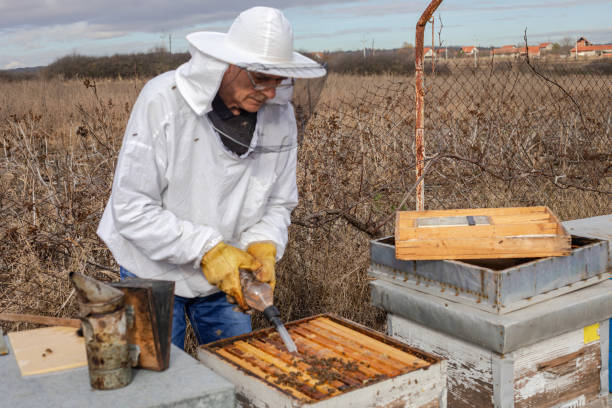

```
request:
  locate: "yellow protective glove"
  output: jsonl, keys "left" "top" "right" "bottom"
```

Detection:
{"left": 200, "top": 242, "right": 262, "bottom": 310}
{"left": 247, "top": 242, "right": 277, "bottom": 291}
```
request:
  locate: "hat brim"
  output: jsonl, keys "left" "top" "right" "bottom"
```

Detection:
{"left": 186, "top": 32, "right": 326, "bottom": 78}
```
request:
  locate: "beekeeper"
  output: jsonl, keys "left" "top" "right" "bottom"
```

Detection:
{"left": 97, "top": 7, "right": 325, "bottom": 349}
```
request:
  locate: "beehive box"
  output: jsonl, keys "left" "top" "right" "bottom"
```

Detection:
{"left": 198, "top": 314, "right": 447, "bottom": 407}
{"left": 369, "top": 235, "right": 610, "bottom": 314}
{"left": 371, "top": 278, "right": 612, "bottom": 408}
{"left": 395, "top": 206, "right": 571, "bottom": 260}
{"left": 387, "top": 313, "right": 610, "bottom": 408}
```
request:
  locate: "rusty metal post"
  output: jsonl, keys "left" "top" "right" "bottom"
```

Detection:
{"left": 415, "top": 0, "right": 443, "bottom": 211}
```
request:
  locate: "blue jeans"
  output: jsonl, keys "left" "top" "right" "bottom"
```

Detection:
{"left": 119, "top": 266, "right": 251, "bottom": 349}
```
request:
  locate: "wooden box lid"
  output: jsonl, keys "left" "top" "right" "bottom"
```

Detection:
{"left": 395, "top": 206, "right": 571, "bottom": 260}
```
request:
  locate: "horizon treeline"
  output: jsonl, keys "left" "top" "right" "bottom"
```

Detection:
{"left": 0, "top": 48, "right": 423, "bottom": 81}
{"left": 2, "top": 46, "right": 611, "bottom": 82}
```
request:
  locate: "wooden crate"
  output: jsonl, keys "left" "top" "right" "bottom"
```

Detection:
{"left": 395, "top": 206, "right": 571, "bottom": 260}
{"left": 198, "top": 314, "right": 447, "bottom": 407}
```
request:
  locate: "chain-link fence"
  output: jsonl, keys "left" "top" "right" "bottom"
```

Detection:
{"left": 1, "top": 54, "right": 611, "bottom": 341}
{"left": 282, "top": 55, "right": 611, "bottom": 329}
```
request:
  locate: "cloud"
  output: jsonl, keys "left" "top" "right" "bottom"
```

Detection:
{"left": 306, "top": 1, "right": 424, "bottom": 17}
{"left": 295, "top": 0, "right": 610, "bottom": 18}
{"left": 486, "top": 26, "right": 612, "bottom": 44}
{"left": 2, "top": 0, "right": 611, "bottom": 67}
{"left": 528, "top": 27, "right": 612, "bottom": 42}
{"left": 0, "top": 0, "right": 365, "bottom": 32}
{"left": 3, "top": 60, "right": 24, "bottom": 69}
{"left": 474, "top": 0, "right": 610, "bottom": 12}
{"left": 3, "top": 22, "right": 128, "bottom": 49}
{"left": 297, "top": 25, "right": 401, "bottom": 40}
{"left": 437, "top": 0, "right": 611, "bottom": 13}
{"left": 0, "top": 0, "right": 371, "bottom": 67}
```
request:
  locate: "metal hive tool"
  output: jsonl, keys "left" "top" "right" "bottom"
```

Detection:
{"left": 198, "top": 314, "right": 446, "bottom": 407}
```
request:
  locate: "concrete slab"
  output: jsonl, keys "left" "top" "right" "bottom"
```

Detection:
{"left": 371, "top": 278, "right": 612, "bottom": 354}
{"left": 0, "top": 339, "right": 235, "bottom": 408}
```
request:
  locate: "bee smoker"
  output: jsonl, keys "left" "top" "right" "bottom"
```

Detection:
{"left": 69, "top": 272, "right": 138, "bottom": 390}
{"left": 69, "top": 272, "right": 175, "bottom": 390}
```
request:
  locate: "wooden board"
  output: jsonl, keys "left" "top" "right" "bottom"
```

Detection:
{"left": 395, "top": 206, "right": 571, "bottom": 260}
{"left": 0, "top": 312, "right": 80, "bottom": 328}
{"left": 7, "top": 326, "right": 87, "bottom": 376}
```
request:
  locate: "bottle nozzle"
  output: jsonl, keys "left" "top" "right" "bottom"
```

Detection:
{"left": 263, "top": 305, "right": 283, "bottom": 328}
{"left": 263, "top": 306, "right": 297, "bottom": 353}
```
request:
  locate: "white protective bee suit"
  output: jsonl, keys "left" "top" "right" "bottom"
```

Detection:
{"left": 97, "top": 46, "right": 299, "bottom": 298}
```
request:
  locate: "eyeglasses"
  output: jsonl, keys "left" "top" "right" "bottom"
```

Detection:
{"left": 243, "top": 69, "right": 294, "bottom": 91}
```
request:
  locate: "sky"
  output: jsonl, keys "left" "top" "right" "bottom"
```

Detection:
{"left": 1, "top": 0, "right": 612, "bottom": 69}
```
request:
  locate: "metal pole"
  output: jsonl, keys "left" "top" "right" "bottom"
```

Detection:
{"left": 415, "top": 0, "right": 443, "bottom": 211}
{"left": 575, "top": 37, "right": 578, "bottom": 60}
{"left": 431, "top": 17, "right": 435, "bottom": 74}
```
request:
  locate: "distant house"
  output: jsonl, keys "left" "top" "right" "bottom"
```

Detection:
{"left": 492, "top": 45, "right": 519, "bottom": 58}
{"left": 571, "top": 44, "right": 612, "bottom": 57}
{"left": 423, "top": 47, "right": 434, "bottom": 58}
{"left": 577, "top": 37, "right": 590, "bottom": 47}
{"left": 518, "top": 46, "right": 541, "bottom": 58}
{"left": 422, "top": 48, "right": 449, "bottom": 59}
{"left": 570, "top": 37, "right": 612, "bottom": 57}
{"left": 538, "top": 42, "right": 553, "bottom": 51}
{"left": 461, "top": 46, "right": 478, "bottom": 56}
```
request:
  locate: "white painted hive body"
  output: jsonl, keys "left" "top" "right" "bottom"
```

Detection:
{"left": 388, "top": 314, "right": 608, "bottom": 408}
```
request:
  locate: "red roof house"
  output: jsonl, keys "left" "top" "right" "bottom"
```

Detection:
{"left": 538, "top": 42, "right": 553, "bottom": 50}
{"left": 461, "top": 46, "right": 478, "bottom": 56}
{"left": 423, "top": 47, "right": 434, "bottom": 58}
{"left": 570, "top": 43, "right": 612, "bottom": 57}
{"left": 492, "top": 45, "right": 518, "bottom": 57}
{"left": 518, "top": 46, "right": 541, "bottom": 57}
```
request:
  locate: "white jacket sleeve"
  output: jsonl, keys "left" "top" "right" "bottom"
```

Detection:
{"left": 109, "top": 88, "right": 222, "bottom": 267}
{"left": 239, "top": 120, "right": 299, "bottom": 259}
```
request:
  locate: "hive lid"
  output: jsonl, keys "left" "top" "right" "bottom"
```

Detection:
{"left": 395, "top": 206, "right": 571, "bottom": 260}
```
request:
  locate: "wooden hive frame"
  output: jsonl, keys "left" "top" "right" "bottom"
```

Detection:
{"left": 395, "top": 206, "right": 571, "bottom": 260}
{"left": 198, "top": 314, "right": 445, "bottom": 407}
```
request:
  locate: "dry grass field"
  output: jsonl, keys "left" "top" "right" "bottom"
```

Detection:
{"left": 1, "top": 61, "right": 610, "bottom": 353}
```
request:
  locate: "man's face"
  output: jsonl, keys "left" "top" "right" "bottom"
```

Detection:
{"left": 218, "top": 65, "right": 285, "bottom": 115}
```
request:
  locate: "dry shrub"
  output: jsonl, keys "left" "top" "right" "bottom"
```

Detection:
{"left": 0, "top": 78, "right": 144, "bottom": 327}
{"left": 1, "top": 59, "right": 610, "bottom": 351}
